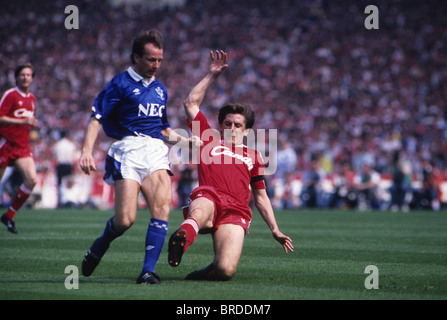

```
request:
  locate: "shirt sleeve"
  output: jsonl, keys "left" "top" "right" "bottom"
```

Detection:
{"left": 92, "top": 82, "right": 121, "bottom": 123}
{"left": 251, "top": 175, "right": 266, "bottom": 190}
{"left": 250, "top": 149, "right": 266, "bottom": 190}
{"left": 0, "top": 91, "right": 14, "bottom": 116}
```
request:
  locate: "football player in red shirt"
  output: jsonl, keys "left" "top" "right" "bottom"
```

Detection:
{"left": 168, "top": 51, "right": 293, "bottom": 280}
{"left": 0, "top": 63, "right": 39, "bottom": 234}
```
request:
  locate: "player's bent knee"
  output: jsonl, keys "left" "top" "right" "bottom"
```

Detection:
{"left": 189, "top": 207, "right": 214, "bottom": 229}
{"left": 113, "top": 217, "right": 134, "bottom": 231}
{"left": 215, "top": 262, "right": 237, "bottom": 281}
{"left": 189, "top": 207, "right": 205, "bottom": 222}
{"left": 215, "top": 268, "right": 235, "bottom": 281}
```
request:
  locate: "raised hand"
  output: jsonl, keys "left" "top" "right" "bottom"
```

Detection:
{"left": 209, "top": 50, "right": 228, "bottom": 77}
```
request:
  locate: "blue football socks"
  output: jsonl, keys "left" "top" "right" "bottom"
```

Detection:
{"left": 92, "top": 217, "right": 122, "bottom": 257}
{"left": 142, "top": 218, "right": 168, "bottom": 273}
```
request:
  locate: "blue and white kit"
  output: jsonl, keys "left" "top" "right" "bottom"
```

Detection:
{"left": 92, "top": 67, "right": 171, "bottom": 185}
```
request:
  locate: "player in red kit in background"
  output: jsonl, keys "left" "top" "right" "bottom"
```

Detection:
{"left": 168, "top": 51, "right": 293, "bottom": 281}
{"left": 0, "top": 63, "right": 39, "bottom": 234}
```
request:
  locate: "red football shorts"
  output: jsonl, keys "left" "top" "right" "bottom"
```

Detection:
{"left": 0, "top": 138, "right": 32, "bottom": 168}
{"left": 182, "top": 185, "right": 252, "bottom": 233}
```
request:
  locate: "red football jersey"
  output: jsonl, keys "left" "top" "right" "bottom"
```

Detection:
{"left": 0, "top": 88, "right": 36, "bottom": 148}
{"left": 188, "top": 111, "right": 265, "bottom": 206}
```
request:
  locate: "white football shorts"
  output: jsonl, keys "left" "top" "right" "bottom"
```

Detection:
{"left": 104, "top": 136, "right": 171, "bottom": 186}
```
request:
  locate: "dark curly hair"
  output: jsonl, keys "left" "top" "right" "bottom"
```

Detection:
{"left": 218, "top": 103, "right": 255, "bottom": 129}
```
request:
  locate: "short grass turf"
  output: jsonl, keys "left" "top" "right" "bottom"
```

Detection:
{"left": 0, "top": 208, "right": 446, "bottom": 300}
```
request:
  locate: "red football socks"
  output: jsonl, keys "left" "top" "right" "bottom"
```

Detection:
{"left": 180, "top": 218, "right": 199, "bottom": 251}
{"left": 5, "top": 184, "right": 32, "bottom": 220}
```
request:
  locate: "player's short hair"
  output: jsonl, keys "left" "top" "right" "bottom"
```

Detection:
{"left": 130, "top": 29, "right": 164, "bottom": 64}
{"left": 218, "top": 103, "right": 255, "bottom": 129}
{"left": 14, "top": 63, "right": 34, "bottom": 79}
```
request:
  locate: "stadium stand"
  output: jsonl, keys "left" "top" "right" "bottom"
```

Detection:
{"left": 1, "top": 0, "right": 446, "bottom": 210}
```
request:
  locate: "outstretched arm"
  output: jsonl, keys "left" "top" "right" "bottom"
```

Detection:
{"left": 252, "top": 188, "right": 294, "bottom": 254}
{"left": 162, "top": 127, "right": 203, "bottom": 148}
{"left": 183, "top": 50, "right": 228, "bottom": 122}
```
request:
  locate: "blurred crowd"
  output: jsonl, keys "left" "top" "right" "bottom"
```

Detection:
{"left": 1, "top": 0, "right": 446, "bottom": 210}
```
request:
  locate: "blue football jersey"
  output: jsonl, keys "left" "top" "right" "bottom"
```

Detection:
{"left": 92, "top": 69, "right": 170, "bottom": 140}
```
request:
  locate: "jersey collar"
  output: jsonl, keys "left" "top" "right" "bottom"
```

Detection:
{"left": 127, "top": 67, "right": 155, "bottom": 87}
{"left": 15, "top": 86, "right": 31, "bottom": 97}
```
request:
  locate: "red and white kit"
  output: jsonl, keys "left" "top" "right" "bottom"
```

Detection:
{"left": 185, "top": 110, "right": 266, "bottom": 232}
{"left": 0, "top": 87, "right": 36, "bottom": 167}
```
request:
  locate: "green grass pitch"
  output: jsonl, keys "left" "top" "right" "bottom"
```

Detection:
{"left": 0, "top": 207, "right": 446, "bottom": 300}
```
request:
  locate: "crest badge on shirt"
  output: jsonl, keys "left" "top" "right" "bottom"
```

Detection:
{"left": 155, "top": 87, "right": 164, "bottom": 101}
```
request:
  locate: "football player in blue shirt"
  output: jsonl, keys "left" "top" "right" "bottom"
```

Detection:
{"left": 79, "top": 29, "right": 201, "bottom": 284}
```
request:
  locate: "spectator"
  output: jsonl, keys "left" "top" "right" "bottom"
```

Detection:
{"left": 328, "top": 162, "right": 354, "bottom": 209}
{"left": 272, "top": 141, "right": 298, "bottom": 209}
{"left": 300, "top": 157, "right": 326, "bottom": 208}
{"left": 53, "top": 130, "right": 77, "bottom": 207}
{"left": 390, "top": 151, "right": 413, "bottom": 212}
{"left": 273, "top": 172, "right": 301, "bottom": 209}
{"left": 413, "top": 159, "right": 440, "bottom": 210}
{"left": 176, "top": 165, "right": 195, "bottom": 208}
{"left": 353, "top": 163, "right": 381, "bottom": 210}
